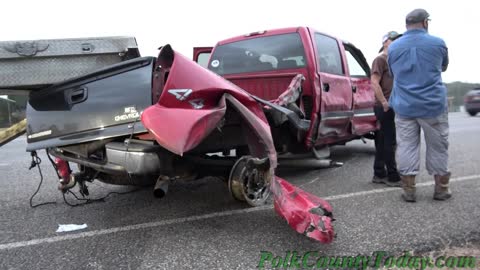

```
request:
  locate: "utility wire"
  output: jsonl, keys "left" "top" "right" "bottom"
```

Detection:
{"left": 29, "top": 150, "right": 141, "bottom": 208}
{"left": 28, "top": 151, "right": 56, "bottom": 208}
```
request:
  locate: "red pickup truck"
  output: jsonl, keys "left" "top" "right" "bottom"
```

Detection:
{"left": 22, "top": 26, "right": 376, "bottom": 208}
{"left": 194, "top": 26, "right": 376, "bottom": 155}
{"left": 19, "top": 27, "right": 375, "bottom": 243}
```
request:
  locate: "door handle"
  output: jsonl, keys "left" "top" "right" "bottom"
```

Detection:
{"left": 352, "top": 85, "right": 357, "bottom": 93}
{"left": 69, "top": 88, "right": 88, "bottom": 104}
{"left": 323, "top": 83, "right": 330, "bottom": 92}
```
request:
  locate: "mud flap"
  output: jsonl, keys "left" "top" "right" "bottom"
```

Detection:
{"left": 271, "top": 177, "right": 335, "bottom": 243}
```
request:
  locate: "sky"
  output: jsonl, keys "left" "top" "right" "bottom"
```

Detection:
{"left": 1, "top": 0, "right": 476, "bottom": 83}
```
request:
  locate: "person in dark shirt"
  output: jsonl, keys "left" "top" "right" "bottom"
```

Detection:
{"left": 388, "top": 9, "right": 451, "bottom": 202}
{"left": 371, "top": 31, "right": 402, "bottom": 187}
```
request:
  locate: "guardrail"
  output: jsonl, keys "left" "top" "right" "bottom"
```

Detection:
{"left": 0, "top": 118, "right": 26, "bottom": 147}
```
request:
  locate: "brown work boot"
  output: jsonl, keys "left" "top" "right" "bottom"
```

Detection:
{"left": 433, "top": 172, "right": 452, "bottom": 201}
{"left": 401, "top": 175, "right": 416, "bottom": 202}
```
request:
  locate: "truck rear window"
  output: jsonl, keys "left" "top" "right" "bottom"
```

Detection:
{"left": 208, "top": 33, "right": 306, "bottom": 75}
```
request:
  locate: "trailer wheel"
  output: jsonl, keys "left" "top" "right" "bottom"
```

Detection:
{"left": 228, "top": 156, "right": 271, "bottom": 207}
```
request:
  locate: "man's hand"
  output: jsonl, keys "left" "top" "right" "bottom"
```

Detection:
{"left": 371, "top": 73, "right": 389, "bottom": 112}
{"left": 381, "top": 100, "right": 389, "bottom": 112}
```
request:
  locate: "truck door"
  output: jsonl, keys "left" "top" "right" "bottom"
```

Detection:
{"left": 312, "top": 33, "right": 353, "bottom": 141}
{"left": 193, "top": 47, "right": 213, "bottom": 68}
{"left": 343, "top": 43, "right": 377, "bottom": 135}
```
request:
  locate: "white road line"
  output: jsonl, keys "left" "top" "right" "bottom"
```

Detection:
{"left": 0, "top": 174, "right": 479, "bottom": 251}
{"left": 324, "top": 174, "right": 479, "bottom": 200}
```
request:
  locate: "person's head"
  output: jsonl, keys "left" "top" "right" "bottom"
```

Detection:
{"left": 405, "top": 8, "right": 430, "bottom": 31}
{"left": 379, "top": 31, "right": 402, "bottom": 54}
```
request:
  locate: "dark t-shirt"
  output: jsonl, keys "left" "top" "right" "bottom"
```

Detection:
{"left": 371, "top": 53, "right": 393, "bottom": 105}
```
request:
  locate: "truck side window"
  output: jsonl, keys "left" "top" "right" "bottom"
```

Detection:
{"left": 208, "top": 33, "right": 306, "bottom": 75}
{"left": 196, "top": 53, "right": 211, "bottom": 68}
{"left": 345, "top": 50, "right": 367, "bottom": 77}
{"left": 314, "top": 33, "right": 344, "bottom": 76}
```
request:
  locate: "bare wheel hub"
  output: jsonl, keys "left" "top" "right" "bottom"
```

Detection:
{"left": 228, "top": 156, "right": 271, "bottom": 206}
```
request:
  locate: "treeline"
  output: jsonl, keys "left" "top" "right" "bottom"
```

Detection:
{"left": 446, "top": 81, "right": 480, "bottom": 111}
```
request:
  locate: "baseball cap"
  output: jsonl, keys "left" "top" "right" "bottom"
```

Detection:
{"left": 406, "top": 8, "right": 430, "bottom": 25}
{"left": 379, "top": 31, "right": 402, "bottom": 52}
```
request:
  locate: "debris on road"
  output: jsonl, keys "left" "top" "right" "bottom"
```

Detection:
{"left": 272, "top": 177, "right": 335, "bottom": 243}
{"left": 56, "top": 224, "right": 88, "bottom": 233}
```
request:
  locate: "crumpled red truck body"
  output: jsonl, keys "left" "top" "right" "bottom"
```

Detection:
{"left": 141, "top": 46, "right": 334, "bottom": 243}
{"left": 196, "top": 26, "right": 378, "bottom": 149}
{"left": 22, "top": 26, "right": 376, "bottom": 244}
{"left": 272, "top": 177, "right": 334, "bottom": 243}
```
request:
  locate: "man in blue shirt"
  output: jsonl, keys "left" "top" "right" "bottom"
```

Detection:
{"left": 388, "top": 8, "right": 451, "bottom": 202}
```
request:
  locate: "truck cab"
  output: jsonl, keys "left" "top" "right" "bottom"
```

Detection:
{"left": 195, "top": 27, "right": 376, "bottom": 151}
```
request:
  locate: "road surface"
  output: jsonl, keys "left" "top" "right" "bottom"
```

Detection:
{"left": 0, "top": 112, "right": 479, "bottom": 269}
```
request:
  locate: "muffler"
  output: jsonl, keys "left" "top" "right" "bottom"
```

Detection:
{"left": 153, "top": 176, "right": 169, "bottom": 198}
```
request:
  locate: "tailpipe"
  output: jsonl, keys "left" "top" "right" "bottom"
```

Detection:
{"left": 278, "top": 158, "right": 343, "bottom": 169}
{"left": 153, "top": 176, "right": 169, "bottom": 198}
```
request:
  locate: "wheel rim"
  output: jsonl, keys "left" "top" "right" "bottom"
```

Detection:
{"left": 228, "top": 156, "right": 271, "bottom": 206}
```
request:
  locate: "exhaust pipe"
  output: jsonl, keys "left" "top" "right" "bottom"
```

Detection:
{"left": 278, "top": 158, "right": 343, "bottom": 169}
{"left": 153, "top": 176, "right": 169, "bottom": 198}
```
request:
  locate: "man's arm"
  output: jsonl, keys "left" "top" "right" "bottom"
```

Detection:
{"left": 371, "top": 73, "right": 389, "bottom": 112}
{"left": 442, "top": 45, "right": 449, "bottom": 72}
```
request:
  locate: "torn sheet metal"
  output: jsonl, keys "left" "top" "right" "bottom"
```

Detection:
{"left": 271, "top": 74, "right": 305, "bottom": 106}
{"left": 142, "top": 45, "right": 333, "bottom": 243}
{"left": 271, "top": 177, "right": 335, "bottom": 243}
{"left": 142, "top": 45, "right": 276, "bottom": 168}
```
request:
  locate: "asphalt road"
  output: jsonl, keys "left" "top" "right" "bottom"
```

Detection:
{"left": 0, "top": 112, "right": 479, "bottom": 270}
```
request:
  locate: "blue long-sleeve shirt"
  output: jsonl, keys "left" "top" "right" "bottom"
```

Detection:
{"left": 388, "top": 29, "right": 449, "bottom": 118}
